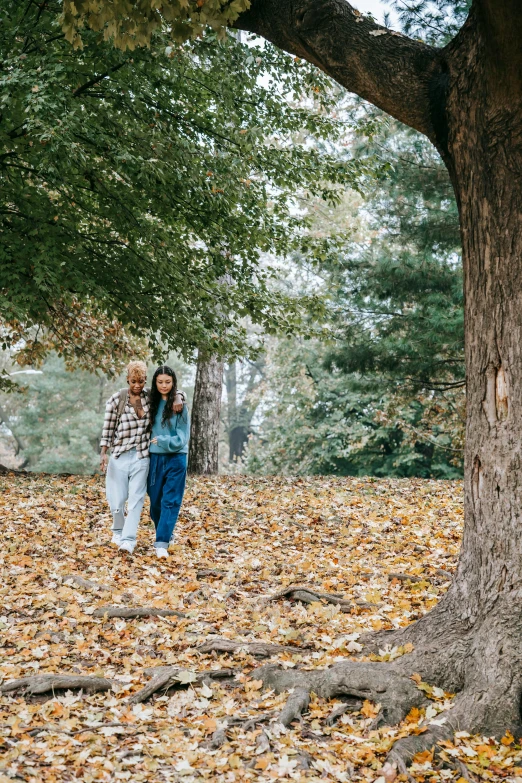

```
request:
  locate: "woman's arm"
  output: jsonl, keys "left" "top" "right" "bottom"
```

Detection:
{"left": 151, "top": 409, "right": 190, "bottom": 453}
{"left": 99, "top": 395, "right": 118, "bottom": 471}
{"left": 172, "top": 390, "right": 186, "bottom": 414}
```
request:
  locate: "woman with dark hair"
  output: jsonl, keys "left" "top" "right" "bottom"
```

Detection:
{"left": 147, "top": 365, "right": 190, "bottom": 559}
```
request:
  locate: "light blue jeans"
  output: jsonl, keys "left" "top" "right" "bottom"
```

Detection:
{"left": 106, "top": 448, "right": 149, "bottom": 552}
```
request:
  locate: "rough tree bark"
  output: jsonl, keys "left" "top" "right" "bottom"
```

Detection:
{"left": 188, "top": 351, "right": 224, "bottom": 475}
{"left": 234, "top": 0, "right": 522, "bottom": 760}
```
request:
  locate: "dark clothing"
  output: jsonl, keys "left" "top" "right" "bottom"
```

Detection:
{"left": 147, "top": 452, "right": 187, "bottom": 548}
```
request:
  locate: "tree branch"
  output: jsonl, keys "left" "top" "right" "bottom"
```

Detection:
{"left": 72, "top": 62, "right": 127, "bottom": 97}
{"left": 235, "top": 0, "right": 446, "bottom": 144}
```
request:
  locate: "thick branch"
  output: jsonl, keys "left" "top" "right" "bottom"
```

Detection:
{"left": 72, "top": 62, "right": 127, "bottom": 97}
{"left": 236, "top": 0, "right": 444, "bottom": 142}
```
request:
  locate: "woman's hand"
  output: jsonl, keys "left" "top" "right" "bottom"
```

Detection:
{"left": 151, "top": 437, "right": 158, "bottom": 444}
{"left": 172, "top": 392, "right": 184, "bottom": 413}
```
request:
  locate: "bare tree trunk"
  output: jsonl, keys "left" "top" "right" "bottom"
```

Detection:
{"left": 225, "top": 359, "right": 264, "bottom": 462}
{"left": 225, "top": 362, "right": 239, "bottom": 462}
{"left": 0, "top": 404, "right": 25, "bottom": 456}
{"left": 188, "top": 352, "right": 224, "bottom": 475}
{"left": 0, "top": 404, "right": 28, "bottom": 468}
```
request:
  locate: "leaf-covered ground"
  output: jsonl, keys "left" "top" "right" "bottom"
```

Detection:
{"left": 0, "top": 474, "right": 520, "bottom": 783}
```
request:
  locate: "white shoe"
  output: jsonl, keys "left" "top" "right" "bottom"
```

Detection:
{"left": 111, "top": 532, "right": 122, "bottom": 545}
{"left": 119, "top": 541, "right": 133, "bottom": 554}
{"left": 156, "top": 547, "right": 169, "bottom": 559}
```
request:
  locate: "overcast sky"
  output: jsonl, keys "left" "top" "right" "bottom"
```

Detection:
{"left": 354, "top": 0, "right": 397, "bottom": 25}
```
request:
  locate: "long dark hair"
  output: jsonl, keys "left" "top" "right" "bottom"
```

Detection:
{"left": 148, "top": 365, "right": 178, "bottom": 431}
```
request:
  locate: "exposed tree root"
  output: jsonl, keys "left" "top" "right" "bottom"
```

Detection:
{"left": 197, "top": 637, "right": 307, "bottom": 657}
{"left": 196, "top": 568, "right": 225, "bottom": 579}
{"left": 255, "top": 730, "right": 270, "bottom": 754}
{"left": 92, "top": 606, "right": 185, "bottom": 619}
{"left": 387, "top": 724, "right": 451, "bottom": 772}
{"left": 300, "top": 727, "right": 330, "bottom": 742}
{"left": 279, "top": 686, "right": 310, "bottom": 727}
{"left": 435, "top": 568, "right": 454, "bottom": 580}
{"left": 387, "top": 570, "right": 452, "bottom": 587}
{"left": 205, "top": 713, "right": 274, "bottom": 750}
{"left": 269, "top": 583, "right": 375, "bottom": 611}
{"left": 325, "top": 699, "right": 362, "bottom": 725}
{"left": 208, "top": 727, "right": 228, "bottom": 749}
{"left": 0, "top": 675, "right": 113, "bottom": 696}
{"left": 251, "top": 657, "right": 519, "bottom": 768}
{"left": 255, "top": 661, "right": 428, "bottom": 728}
{"left": 61, "top": 574, "right": 111, "bottom": 592}
{"left": 129, "top": 667, "right": 236, "bottom": 704}
{"left": 255, "top": 651, "right": 521, "bottom": 767}
{"left": 143, "top": 665, "right": 236, "bottom": 685}
{"left": 454, "top": 759, "right": 479, "bottom": 783}
{"left": 128, "top": 668, "right": 182, "bottom": 705}
{"left": 387, "top": 572, "right": 425, "bottom": 584}
{"left": 241, "top": 712, "right": 274, "bottom": 732}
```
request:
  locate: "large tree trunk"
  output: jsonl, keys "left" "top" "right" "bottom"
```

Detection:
{"left": 235, "top": 0, "right": 522, "bottom": 760}
{"left": 188, "top": 352, "right": 224, "bottom": 475}
{"left": 438, "top": 2, "right": 522, "bottom": 737}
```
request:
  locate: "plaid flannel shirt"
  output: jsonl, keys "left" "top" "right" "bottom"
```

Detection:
{"left": 100, "top": 389, "right": 151, "bottom": 460}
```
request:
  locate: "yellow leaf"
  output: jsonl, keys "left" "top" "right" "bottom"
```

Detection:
{"left": 185, "top": 581, "right": 199, "bottom": 592}
{"left": 202, "top": 717, "right": 216, "bottom": 733}
{"left": 404, "top": 706, "right": 421, "bottom": 724}
{"left": 361, "top": 699, "right": 379, "bottom": 718}
{"left": 413, "top": 747, "right": 434, "bottom": 764}
{"left": 501, "top": 730, "right": 514, "bottom": 745}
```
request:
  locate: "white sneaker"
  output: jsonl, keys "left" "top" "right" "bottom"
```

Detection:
{"left": 111, "top": 532, "right": 122, "bottom": 545}
{"left": 119, "top": 541, "right": 133, "bottom": 554}
{"left": 156, "top": 547, "right": 169, "bottom": 559}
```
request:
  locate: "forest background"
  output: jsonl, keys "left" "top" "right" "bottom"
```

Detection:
{"left": 0, "top": 0, "right": 465, "bottom": 479}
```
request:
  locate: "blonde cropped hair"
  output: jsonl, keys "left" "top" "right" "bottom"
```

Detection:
{"left": 126, "top": 360, "right": 147, "bottom": 380}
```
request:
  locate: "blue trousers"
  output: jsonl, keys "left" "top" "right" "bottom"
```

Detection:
{"left": 147, "top": 452, "right": 187, "bottom": 548}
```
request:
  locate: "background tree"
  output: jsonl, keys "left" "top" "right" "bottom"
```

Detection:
{"left": 188, "top": 352, "right": 224, "bottom": 475}
{"left": 247, "top": 120, "right": 464, "bottom": 478}
{"left": 225, "top": 357, "right": 265, "bottom": 462}
{"left": 66, "top": 0, "right": 522, "bottom": 760}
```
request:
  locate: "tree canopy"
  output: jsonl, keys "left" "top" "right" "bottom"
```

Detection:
{"left": 1, "top": 0, "right": 361, "bottom": 381}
